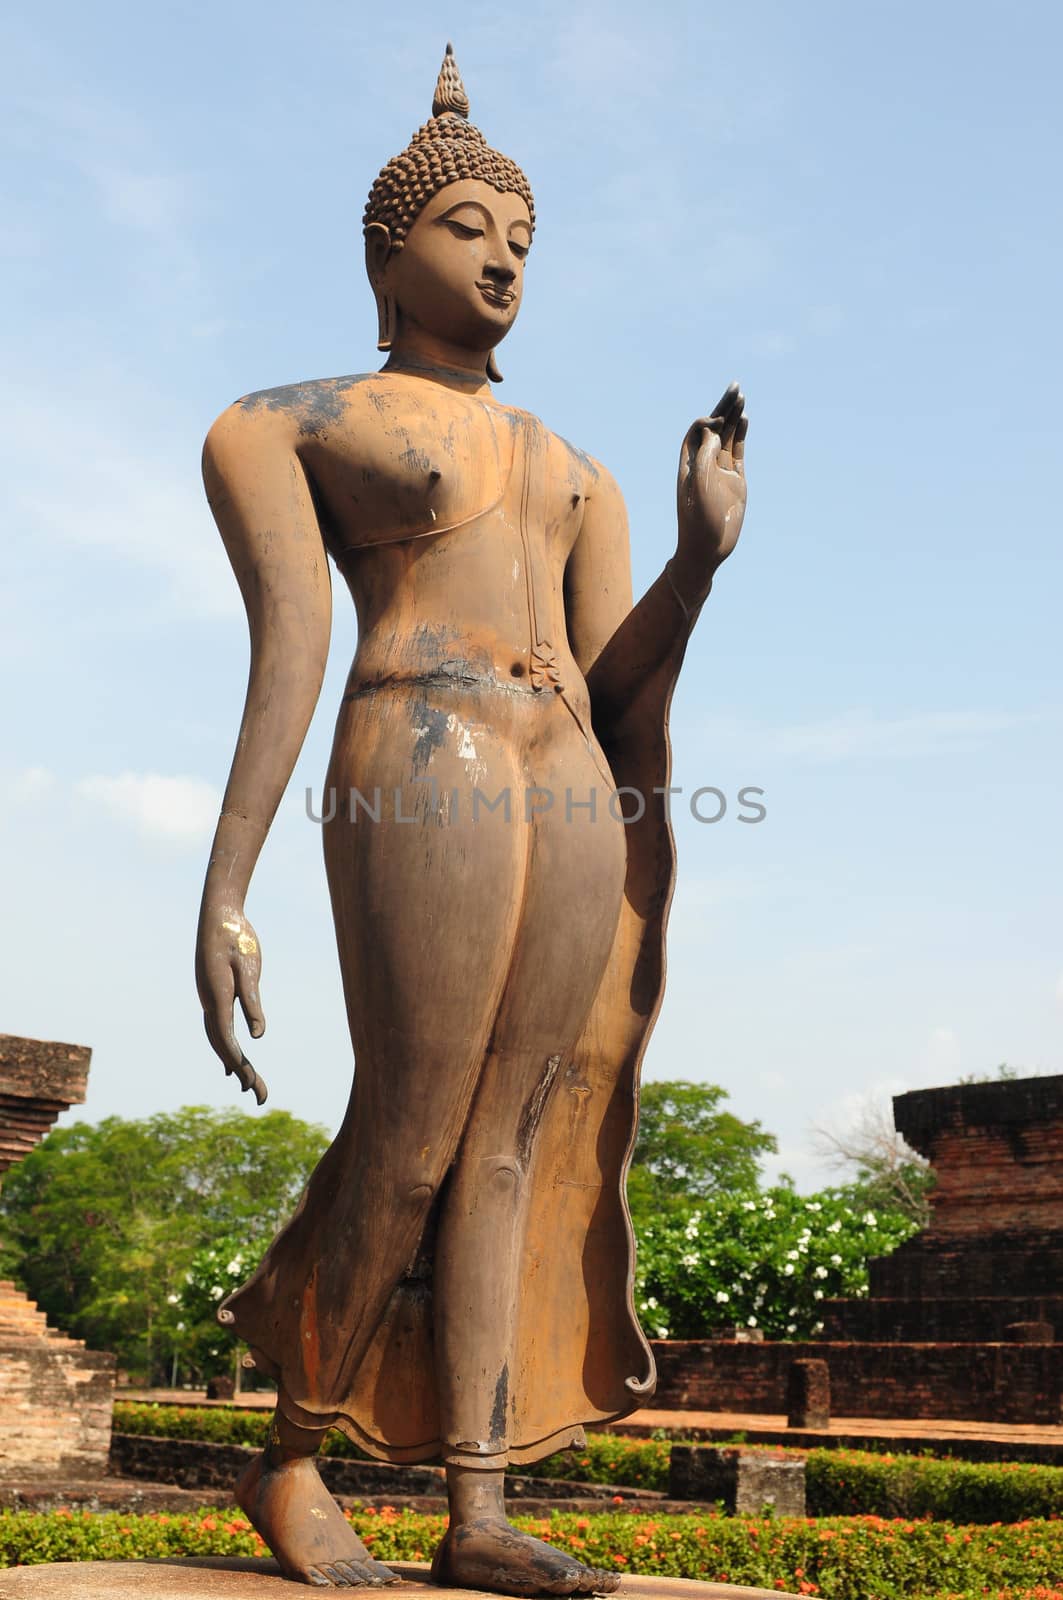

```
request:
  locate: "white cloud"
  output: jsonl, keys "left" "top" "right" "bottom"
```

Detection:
{"left": 1055, "top": 972, "right": 1063, "bottom": 1005}
{"left": 75, "top": 772, "right": 220, "bottom": 843}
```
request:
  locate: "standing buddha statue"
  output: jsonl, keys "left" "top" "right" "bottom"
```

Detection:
{"left": 194, "top": 44, "right": 748, "bottom": 1594}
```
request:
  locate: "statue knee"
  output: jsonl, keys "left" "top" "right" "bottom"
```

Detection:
{"left": 482, "top": 1155, "right": 523, "bottom": 1198}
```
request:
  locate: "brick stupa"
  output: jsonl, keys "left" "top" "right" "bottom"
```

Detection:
{"left": 0, "top": 1033, "right": 115, "bottom": 1481}
{"left": 826, "top": 1075, "right": 1063, "bottom": 1342}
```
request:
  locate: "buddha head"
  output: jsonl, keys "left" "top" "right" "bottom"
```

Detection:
{"left": 364, "top": 46, "right": 535, "bottom": 378}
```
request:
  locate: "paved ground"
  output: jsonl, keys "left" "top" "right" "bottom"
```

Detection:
{"left": 610, "top": 1407, "right": 1063, "bottom": 1461}
{"left": 623, "top": 1406, "right": 1063, "bottom": 1446}
{"left": 123, "top": 1392, "right": 278, "bottom": 1410}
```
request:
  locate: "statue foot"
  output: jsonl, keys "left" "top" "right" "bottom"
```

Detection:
{"left": 236, "top": 1450, "right": 397, "bottom": 1588}
{"left": 431, "top": 1516, "right": 620, "bottom": 1596}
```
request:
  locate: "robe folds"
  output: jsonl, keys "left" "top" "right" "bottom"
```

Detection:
{"left": 219, "top": 581, "right": 694, "bottom": 1465}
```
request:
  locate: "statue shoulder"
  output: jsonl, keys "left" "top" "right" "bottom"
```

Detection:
{"left": 553, "top": 433, "right": 625, "bottom": 509}
{"left": 228, "top": 373, "right": 379, "bottom": 438}
{"left": 203, "top": 374, "right": 384, "bottom": 483}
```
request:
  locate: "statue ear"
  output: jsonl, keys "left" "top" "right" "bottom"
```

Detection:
{"left": 364, "top": 222, "right": 394, "bottom": 288}
{"left": 486, "top": 351, "right": 504, "bottom": 383}
{"left": 365, "top": 224, "right": 396, "bottom": 352}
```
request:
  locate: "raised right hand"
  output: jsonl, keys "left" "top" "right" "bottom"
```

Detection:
{"left": 195, "top": 902, "right": 268, "bottom": 1104}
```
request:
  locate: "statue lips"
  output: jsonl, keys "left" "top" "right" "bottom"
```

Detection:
{"left": 477, "top": 281, "right": 516, "bottom": 310}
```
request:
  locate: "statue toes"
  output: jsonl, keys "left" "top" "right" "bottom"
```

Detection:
{"left": 592, "top": 1570, "right": 622, "bottom": 1595}
{"left": 337, "top": 1562, "right": 374, "bottom": 1586}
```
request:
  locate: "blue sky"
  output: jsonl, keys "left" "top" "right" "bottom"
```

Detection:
{"left": 2, "top": 0, "right": 1060, "bottom": 1188}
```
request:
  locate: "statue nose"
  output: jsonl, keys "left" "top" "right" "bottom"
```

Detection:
{"left": 484, "top": 259, "right": 516, "bottom": 286}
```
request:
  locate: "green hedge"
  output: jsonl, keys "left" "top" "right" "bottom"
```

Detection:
{"left": 110, "top": 1406, "right": 1063, "bottom": 1523}
{"left": 111, "top": 1403, "right": 669, "bottom": 1482}
{"left": 519, "top": 1433, "right": 671, "bottom": 1489}
{"left": 3, "top": 1507, "right": 1062, "bottom": 1598}
{"left": 807, "top": 1448, "right": 1063, "bottom": 1524}
{"left": 114, "top": 1403, "right": 275, "bottom": 1452}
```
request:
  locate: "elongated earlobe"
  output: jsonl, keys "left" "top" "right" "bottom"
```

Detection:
{"left": 376, "top": 291, "right": 395, "bottom": 353}
{"left": 486, "top": 350, "right": 504, "bottom": 383}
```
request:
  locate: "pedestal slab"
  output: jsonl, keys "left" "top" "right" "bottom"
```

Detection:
{"left": 0, "top": 1558, "right": 801, "bottom": 1599}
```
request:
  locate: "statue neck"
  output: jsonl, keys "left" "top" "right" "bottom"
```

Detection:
{"left": 384, "top": 330, "right": 494, "bottom": 396}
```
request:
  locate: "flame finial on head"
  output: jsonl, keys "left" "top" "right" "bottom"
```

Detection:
{"left": 432, "top": 42, "right": 470, "bottom": 120}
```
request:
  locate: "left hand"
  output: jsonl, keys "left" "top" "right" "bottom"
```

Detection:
{"left": 675, "top": 382, "right": 748, "bottom": 595}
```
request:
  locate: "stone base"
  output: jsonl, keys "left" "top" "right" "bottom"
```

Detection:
{"left": 668, "top": 1447, "right": 805, "bottom": 1518}
{"left": 0, "top": 1559, "right": 801, "bottom": 1599}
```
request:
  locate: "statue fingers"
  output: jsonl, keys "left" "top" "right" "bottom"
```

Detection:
{"left": 236, "top": 970, "right": 266, "bottom": 1041}
{"left": 203, "top": 1006, "right": 240, "bottom": 1076}
{"left": 244, "top": 1065, "right": 269, "bottom": 1106}
{"left": 203, "top": 1007, "right": 268, "bottom": 1105}
{"left": 680, "top": 416, "right": 713, "bottom": 478}
{"left": 694, "top": 426, "right": 722, "bottom": 477}
{"left": 709, "top": 381, "right": 741, "bottom": 424}
{"left": 233, "top": 1052, "right": 268, "bottom": 1105}
{"left": 733, "top": 411, "right": 749, "bottom": 468}
{"left": 718, "top": 389, "right": 744, "bottom": 452}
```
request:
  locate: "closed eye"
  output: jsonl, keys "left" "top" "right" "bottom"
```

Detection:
{"left": 444, "top": 220, "right": 484, "bottom": 240}
{"left": 509, "top": 240, "right": 529, "bottom": 261}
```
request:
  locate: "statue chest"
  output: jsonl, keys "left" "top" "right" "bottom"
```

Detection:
{"left": 301, "top": 397, "right": 587, "bottom": 565}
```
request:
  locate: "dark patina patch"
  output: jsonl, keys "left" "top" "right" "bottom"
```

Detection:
{"left": 238, "top": 374, "right": 374, "bottom": 437}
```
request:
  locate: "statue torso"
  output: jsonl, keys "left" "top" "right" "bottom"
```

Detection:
{"left": 238, "top": 370, "right": 601, "bottom": 699}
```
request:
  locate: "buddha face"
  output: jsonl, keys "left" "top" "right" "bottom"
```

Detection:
{"left": 368, "top": 179, "right": 532, "bottom": 357}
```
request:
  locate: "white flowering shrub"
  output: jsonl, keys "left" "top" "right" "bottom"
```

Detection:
{"left": 167, "top": 1238, "right": 252, "bottom": 1378}
{"left": 633, "top": 1184, "right": 917, "bottom": 1340}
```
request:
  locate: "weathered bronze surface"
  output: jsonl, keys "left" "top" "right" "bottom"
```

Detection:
{"left": 195, "top": 45, "right": 747, "bottom": 1594}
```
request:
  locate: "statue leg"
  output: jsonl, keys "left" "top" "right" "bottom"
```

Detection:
{"left": 233, "top": 687, "right": 537, "bottom": 1586}
{"left": 431, "top": 734, "right": 625, "bottom": 1596}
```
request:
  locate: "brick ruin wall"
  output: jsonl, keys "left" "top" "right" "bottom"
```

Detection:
{"left": 652, "top": 1075, "right": 1063, "bottom": 1424}
{"left": 0, "top": 1033, "right": 115, "bottom": 1482}
{"left": 649, "top": 1338, "right": 1062, "bottom": 1424}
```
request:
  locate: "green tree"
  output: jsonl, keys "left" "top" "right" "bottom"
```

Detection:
{"left": 627, "top": 1080, "right": 776, "bottom": 1225}
{"left": 0, "top": 1106, "right": 328, "bottom": 1383}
